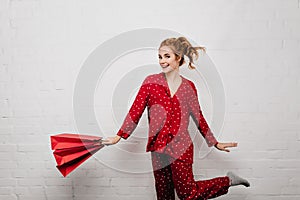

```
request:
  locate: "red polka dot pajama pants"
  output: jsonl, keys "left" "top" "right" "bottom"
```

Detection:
{"left": 151, "top": 152, "right": 230, "bottom": 200}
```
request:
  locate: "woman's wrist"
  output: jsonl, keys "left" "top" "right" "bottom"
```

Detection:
{"left": 115, "top": 135, "right": 121, "bottom": 143}
{"left": 214, "top": 142, "right": 219, "bottom": 148}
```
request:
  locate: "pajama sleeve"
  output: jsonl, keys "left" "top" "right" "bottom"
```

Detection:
{"left": 188, "top": 81, "right": 218, "bottom": 147}
{"left": 116, "top": 77, "right": 150, "bottom": 139}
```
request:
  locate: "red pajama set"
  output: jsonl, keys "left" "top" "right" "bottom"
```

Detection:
{"left": 117, "top": 72, "right": 230, "bottom": 200}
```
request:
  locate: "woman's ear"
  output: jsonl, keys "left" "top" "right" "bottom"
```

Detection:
{"left": 175, "top": 54, "right": 182, "bottom": 62}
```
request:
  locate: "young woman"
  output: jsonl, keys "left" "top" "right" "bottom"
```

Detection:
{"left": 102, "top": 37, "right": 250, "bottom": 200}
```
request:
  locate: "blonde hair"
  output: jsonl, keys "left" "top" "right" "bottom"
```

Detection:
{"left": 159, "top": 36, "right": 206, "bottom": 70}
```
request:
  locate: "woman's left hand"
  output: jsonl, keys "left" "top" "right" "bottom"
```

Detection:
{"left": 215, "top": 142, "right": 238, "bottom": 152}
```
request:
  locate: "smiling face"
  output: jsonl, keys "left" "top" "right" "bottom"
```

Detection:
{"left": 158, "top": 46, "right": 181, "bottom": 73}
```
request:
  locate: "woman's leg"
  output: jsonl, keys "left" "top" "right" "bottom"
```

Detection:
{"left": 170, "top": 159, "right": 230, "bottom": 200}
{"left": 151, "top": 152, "right": 175, "bottom": 200}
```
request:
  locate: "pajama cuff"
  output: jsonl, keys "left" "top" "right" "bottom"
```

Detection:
{"left": 206, "top": 136, "right": 218, "bottom": 147}
{"left": 117, "top": 130, "right": 130, "bottom": 140}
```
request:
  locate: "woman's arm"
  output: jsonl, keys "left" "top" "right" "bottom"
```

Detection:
{"left": 188, "top": 81, "right": 237, "bottom": 152}
{"left": 188, "top": 81, "right": 218, "bottom": 147}
{"left": 102, "top": 77, "right": 150, "bottom": 145}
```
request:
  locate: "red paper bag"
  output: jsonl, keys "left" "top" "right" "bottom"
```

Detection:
{"left": 50, "top": 133, "right": 104, "bottom": 177}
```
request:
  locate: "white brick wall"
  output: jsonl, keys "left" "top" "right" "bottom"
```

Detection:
{"left": 1, "top": 0, "right": 300, "bottom": 199}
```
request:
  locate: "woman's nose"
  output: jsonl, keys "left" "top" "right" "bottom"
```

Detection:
{"left": 160, "top": 58, "right": 166, "bottom": 63}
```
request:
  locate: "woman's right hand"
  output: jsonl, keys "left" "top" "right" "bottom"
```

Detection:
{"left": 102, "top": 135, "right": 121, "bottom": 146}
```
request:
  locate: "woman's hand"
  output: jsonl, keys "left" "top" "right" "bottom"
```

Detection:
{"left": 102, "top": 135, "right": 121, "bottom": 146}
{"left": 215, "top": 142, "right": 238, "bottom": 152}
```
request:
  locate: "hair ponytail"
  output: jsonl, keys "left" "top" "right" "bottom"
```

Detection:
{"left": 159, "top": 36, "right": 206, "bottom": 70}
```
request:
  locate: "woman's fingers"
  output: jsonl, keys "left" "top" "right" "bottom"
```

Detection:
{"left": 102, "top": 138, "right": 113, "bottom": 145}
{"left": 224, "top": 148, "right": 230, "bottom": 152}
{"left": 101, "top": 141, "right": 110, "bottom": 145}
{"left": 232, "top": 142, "right": 238, "bottom": 147}
{"left": 224, "top": 142, "right": 238, "bottom": 148}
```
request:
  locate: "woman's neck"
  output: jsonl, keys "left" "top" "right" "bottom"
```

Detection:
{"left": 164, "top": 70, "right": 181, "bottom": 83}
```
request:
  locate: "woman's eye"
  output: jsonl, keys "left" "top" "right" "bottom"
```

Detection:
{"left": 158, "top": 55, "right": 170, "bottom": 59}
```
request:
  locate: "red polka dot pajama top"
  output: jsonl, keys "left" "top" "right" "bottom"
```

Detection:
{"left": 116, "top": 72, "right": 218, "bottom": 163}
